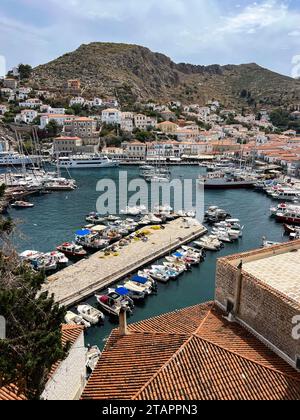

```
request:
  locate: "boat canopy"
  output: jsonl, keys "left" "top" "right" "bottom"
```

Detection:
{"left": 173, "top": 252, "right": 183, "bottom": 258}
{"left": 132, "top": 275, "right": 148, "bottom": 285}
{"left": 75, "top": 229, "right": 91, "bottom": 237}
{"left": 90, "top": 225, "right": 107, "bottom": 232}
{"left": 115, "top": 287, "right": 129, "bottom": 296}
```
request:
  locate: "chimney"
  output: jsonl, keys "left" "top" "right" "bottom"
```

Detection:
{"left": 233, "top": 260, "right": 243, "bottom": 316}
{"left": 119, "top": 307, "right": 129, "bottom": 336}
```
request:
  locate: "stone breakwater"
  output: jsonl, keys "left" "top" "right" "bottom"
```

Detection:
{"left": 44, "top": 218, "right": 207, "bottom": 307}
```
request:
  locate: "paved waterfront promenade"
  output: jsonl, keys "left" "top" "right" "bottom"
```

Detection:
{"left": 44, "top": 218, "right": 207, "bottom": 307}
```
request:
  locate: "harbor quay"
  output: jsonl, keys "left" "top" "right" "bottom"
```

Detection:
{"left": 44, "top": 218, "right": 207, "bottom": 307}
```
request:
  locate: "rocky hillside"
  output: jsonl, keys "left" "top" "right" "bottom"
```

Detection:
{"left": 31, "top": 42, "right": 300, "bottom": 108}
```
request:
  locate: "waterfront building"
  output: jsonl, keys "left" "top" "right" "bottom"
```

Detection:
{"left": 0, "top": 325, "right": 87, "bottom": 401}
{"left": 82, "top": 241, "right": 300, "bottom": 400}
{"left": 53, "top": 136, "right": 83, "bottom": 156}
{"left": 121, "top": 140, "right": 147, "bottom": 160}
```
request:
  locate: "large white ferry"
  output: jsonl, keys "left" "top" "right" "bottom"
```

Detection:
{"left": 0, "top": 152, "right": 37, "bottom": 167}
{"left": 57, "top": 154, "right": 119, "bottom": 169}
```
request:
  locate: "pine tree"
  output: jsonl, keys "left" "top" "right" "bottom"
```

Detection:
{"left": 0, "top": 185, "right": 67, "bottom": 399}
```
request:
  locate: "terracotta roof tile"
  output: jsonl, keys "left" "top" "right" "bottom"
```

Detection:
{"left": 82, "top": 330, "right": 188, "bottom": 400}
{"left": 82, "top": 303, "right": 300, "bottom": 400}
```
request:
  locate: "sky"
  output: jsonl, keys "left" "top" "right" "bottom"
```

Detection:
{"left": 1, "top": 0, "right": 300, "bottom": 77}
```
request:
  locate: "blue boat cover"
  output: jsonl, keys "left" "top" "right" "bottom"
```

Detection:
{"left": 173, "top": 252, "right": 183, "bottom": 257}
{"left": 75, "top": 229, "right": 91, "bottom": 236}
{"left": 115, "top": 287, "right": 129, "bottom": 296}
{"left": 132, "top": 275, "right": 148, "bottom": 285}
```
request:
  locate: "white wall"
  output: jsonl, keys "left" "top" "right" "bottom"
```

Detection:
{"left": 41, "top": 332, "right": 87, "bottom": 401}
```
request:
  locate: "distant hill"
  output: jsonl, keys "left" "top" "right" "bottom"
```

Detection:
{"left": 31, "top": 42, "right": 300, "bottom": 109}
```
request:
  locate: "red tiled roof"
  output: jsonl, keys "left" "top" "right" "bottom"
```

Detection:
{"left": 82, "top": 303, "right": 300, "bottom": 401}
{"left": 0, "top": 324, "right": 83, "bottom": 400}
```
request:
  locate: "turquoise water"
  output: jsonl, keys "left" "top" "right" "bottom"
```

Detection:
{"left": 4, "top": 166, "right": 285, "bottom": 349}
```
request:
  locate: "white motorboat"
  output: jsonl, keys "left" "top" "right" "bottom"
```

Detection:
{"left": 65, "top": 311, "right": 91, "bottom": 329}
{"left": 77, "top": 305, "right": 105, "bottom": 325}
{"left": 120, "top": 205, "right": 146, "bottom": 216}
{"left": 194, "top": 235, "right": 223, "bottom": 251}
{"left": 86, "top": 346, "right": 101, "bottom": 374}
{"left": 211, "top": 227, "right": 239, "bottom": 241}
{"left": 271, "top": 189, "right": 300, "bottom": 202}
{"left": 151, "top": 265, "right": 178, "bottom": 279}
{"left": 142, "top": 268, "right": 169, "bottom": 283}
{"left": 122, "top": 280, "right": 152, "bottom": 295}
{"left": 11, "top": 201, "right": 34, "bottom": 209}
{"left": 163, "top": 262, "right": 186, "bottom": 275}
{"left": 211, "top": 230, "right": 234, "bottom": 243}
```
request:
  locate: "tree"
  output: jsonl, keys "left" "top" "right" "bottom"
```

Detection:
{"left": 18, "top": 64, "right": 32, "bottom": 80}
{"left": 0, "top": 185, "right": 67, "bottom": 399}
{"left": 269, "top": 108, "right": 290, "bottom": 129}
{"left": 45, "top": 120, "right": 59, "bottom": 137}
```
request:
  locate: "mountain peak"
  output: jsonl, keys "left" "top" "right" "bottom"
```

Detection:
{"left": 32, "top": 42, "right": 300, "bottom": 108}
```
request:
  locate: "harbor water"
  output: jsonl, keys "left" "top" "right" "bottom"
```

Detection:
{"left": 4, "top": 165, "right": 285, "bottom": 349}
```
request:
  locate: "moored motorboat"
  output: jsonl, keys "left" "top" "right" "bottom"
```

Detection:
{"left": 95, "top": 292, "right": 133, "bottom": 317}
{"left": 11, "top": 201, "right": 34, "bottom": 209}
{"left": 57, "top": 242, "right": 87, "bottom": 259}
{"left": 77, "top": 304, "right": 105, "bottom": 325}
{"left": 65, "top": 311, "right": 91, "bottom": 329}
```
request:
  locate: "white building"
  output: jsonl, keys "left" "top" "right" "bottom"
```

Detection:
{"left": 18, "top": 87, "right": 32, "bottom": 95}
{"left": 102, "top": 108, "right": 122, "bottom": 125}
{"left": 41, "top": 325, "right": 87, "bottom": 401}
{"left": 19, "top": 98, "right": 42, "bottom": 109}
{"left": 69, "top": 96, "right": 85, "bottom": 107}
{"left": 40, "top": 114, "right": 74, "bottom": 129}
{"left": 49, "top": 107, "right": 66, "bottom": 115}
{"left": 86, "top": 97, "right": 103, "bottom": 108}
{"left": 15, "top": 109, "right": 38, "bottom": 124}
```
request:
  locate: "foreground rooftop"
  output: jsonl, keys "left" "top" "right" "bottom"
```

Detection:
{"left": 82, "top": 302, "right": 300, "bottom": 400}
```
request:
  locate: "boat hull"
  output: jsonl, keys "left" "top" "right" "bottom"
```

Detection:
{"left": 203, "top": 181, "right": 254, "bottom": 189}
{"left": 276, "top": 215, "right": 300, "bottom": 225}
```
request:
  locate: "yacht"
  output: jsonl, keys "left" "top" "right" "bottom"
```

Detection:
{"left": 0, "top": 152, "right": 38, "bottom": 167}
{"left": 57, "top": 155, "right": 119, "bottom": 169}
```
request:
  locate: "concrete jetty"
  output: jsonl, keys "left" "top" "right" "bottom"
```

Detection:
{"left": 44, "top": 218, "right": 207, "bottom": 307}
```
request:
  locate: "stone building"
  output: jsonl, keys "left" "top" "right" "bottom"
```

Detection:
{"left": 215, "top": 240, "right": 300, "bottom": 369}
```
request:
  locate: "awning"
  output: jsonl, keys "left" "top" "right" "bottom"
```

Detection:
{"left": 132, "top": 275, "right": 148, "bottom": 285}
{"left": 115, "top": 287, "right": 129, "bottom": 296}
{"left": 75, "top": 229, "right": 91, "bottom": 236}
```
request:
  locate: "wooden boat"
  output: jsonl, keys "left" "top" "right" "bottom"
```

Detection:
{"left": 57, "top": 242, "right": 87, "bottom": 259}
